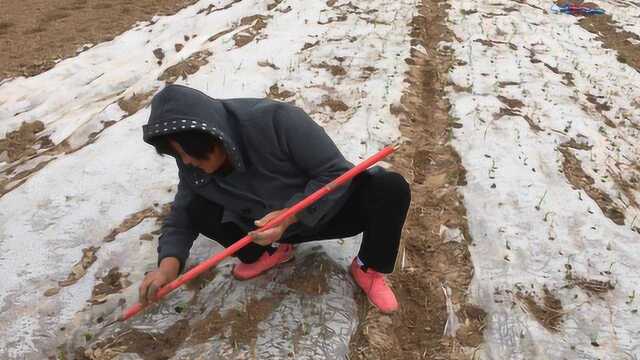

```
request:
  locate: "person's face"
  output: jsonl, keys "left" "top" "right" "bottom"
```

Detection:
{"left": 168, "top": 138, "right": 227, "bottom": 174}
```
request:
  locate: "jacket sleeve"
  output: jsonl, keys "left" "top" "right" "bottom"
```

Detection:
{"left": 157, "top": 177, "right": 198, "bottom": 273}
{"left": 276, "top": 105, "right": 353, "bottom": 227}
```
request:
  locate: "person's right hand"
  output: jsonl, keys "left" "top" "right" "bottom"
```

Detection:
{"left": 138, "top": 257, "right": 180, "bottom": 305}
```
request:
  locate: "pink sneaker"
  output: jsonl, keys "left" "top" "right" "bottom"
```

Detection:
{"left": 350, "top": 259, "right": 399, "bottom": 313}
{"left": 232, "top": 244, "right": 294, "bottom": 280}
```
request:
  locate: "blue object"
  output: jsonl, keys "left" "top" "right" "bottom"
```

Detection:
{"left": 551, "top": 4, "right": 605, "bottom": 15}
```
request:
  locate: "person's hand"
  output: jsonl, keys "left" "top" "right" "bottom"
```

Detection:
{"left": 138, "top": 257, "right": 180, "bottom": 305}
{"left": 249, "top": 209, "right": 297, "bottom": 246}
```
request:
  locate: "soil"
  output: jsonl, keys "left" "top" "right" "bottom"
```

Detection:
{"left": 85, "top": 319, "right": 191, "bottom": 360}
{"left": 90, "top": 267, "right": 131, "bottom": 305}
{"left": 348, "top": 0, "right": 479, "bottom": 358}
{"left": 83, "top": 295, "right": 285, "bottom": 359}
{"left": 208, "top": 27, "right": 237, "bottom": 43}
{"left": 0, "top": 121, "right": 50, "bottom": 162}
{"left": 117, "top": 89, "right": 157, "bottom": 116}
{"left": 301, "top": 40, "right": 320, "bottom": 51}
{"left": 0, "top": 115, "right": 138, "bottom": 199}
{"left": 266, "top": 84, "right": 296, "bottom": 102}
{"left": 0, "top": 0, "right": 198, "bottom": 81}
{"left": 559, "top": 147, "right": 626, "bottom": 225}
{"left": 103, "top": 203, "right": 171, "bottom": 242}
{"left": 0, "top": 120, "right": 55, "bottom": 196}
{"left": 283, "top": 253, "right": 335, "bottom": 296}
{"left": 455, "top": 304, "right": 488, "bottom": 347}
{"left": 565, "top": 270, "right": 615, "bottom": 295}
{"left": 58, "top": 246, "right": 100, "bottom": 288}
{"left": 495, "top": 97, "right": 543, "bottom": 132}
{"left": 314, "top": 61, "right": 347, "bottom": 77}
{"left": 319, "top": 98, "right": 349, "bottom": 112}
{"left": 518, "top": 288, "right": 564, "bottom": 332}
{"left": 233, "top": 15, "right": 270, "bottom": 48}
{"left": 157, "top": 50, "right": 213, "bottom": 84}
{"left": 197, "top": 0, "right": 242, "bottom": 16}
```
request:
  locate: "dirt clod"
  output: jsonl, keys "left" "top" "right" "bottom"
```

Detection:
{"left": 519, "top": 288, "right": 564, "bottom": 332}
{"left": 152, "top": 48, "right": 165, "bottom": 64}
{"left": 233, "top": 15, "right": 270, "bottom": 48}
{"left": 315, "top": 61, "right": 347, "bottom": 76}
{"left": 320, "top": 98, "right": 349, "bottom": 112}
{"left": 158, "top": 50, "right": 212, "bottom": 84}
{"left": 0, "top": 121, "right": 47, "bottom": 163}
{"left": 566, "top": 271, "right": 615, "bottom": 295}
{"left": 103, "top": 204, "right": 171, "bottom": 242}
{"left": 301, "top": 40, "right": 320, "bottom": 51}
{"left": 58, "top": 246, "right": 100, "bottom": 287}
{"left": 117, "top": 89, "right": 157, "bottom": 116}
{"left": 90, "top": 267, "right": 130, "bottom": 304}
{"left": 266, "top": 84, "right": 295, "bottom": 101}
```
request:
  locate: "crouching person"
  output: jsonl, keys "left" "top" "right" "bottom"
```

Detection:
{"left": 138, "top": 85, "right": 411, "bottom": 313}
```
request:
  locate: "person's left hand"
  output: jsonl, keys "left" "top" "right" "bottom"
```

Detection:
{"left": 249, "top": 209, "right": 297, "bottom": 246}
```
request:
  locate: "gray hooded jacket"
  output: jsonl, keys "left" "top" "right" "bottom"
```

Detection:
{"left": 143, "top": 85, "right": 354, "bottom": 269}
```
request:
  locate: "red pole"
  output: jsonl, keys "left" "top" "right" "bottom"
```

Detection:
{"left": 120, "top": 146, "right": 396, "bottom": 321}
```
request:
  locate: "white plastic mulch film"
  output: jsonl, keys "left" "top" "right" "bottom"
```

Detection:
{"left": 447, "top": 0, "right": 640, "bottom": 359}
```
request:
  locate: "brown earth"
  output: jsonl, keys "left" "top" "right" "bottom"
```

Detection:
{"left": 117, "top": 89, "right": 158, "bottom": 116}
{"left": 266, "top": 84, "right": 296, "bottom": 101}
{"left": 0, "top": 121, "right": 51, "bottom": 162}
{"left": 559, "top": 146, "right": 626, "bottom": 225}
{"left": 314, "top": 61, "right": 348, "bottom": 77}
{"left": 517, "top": 287, "right": 564, "bottom": 332}
{"left": 565, "top": 268, "right": 615, "bottom": 295}
{"left": 0, "top": 0, "right": 198, "bottom": 81}
{"left": 103, "top": 203, "right": 171, "bottom": 242}
{"left": 89, "top": 267, "right": 132, "bottom": 305}
{"left": 283, "top": 252, "right": 335, "bottom": 296}
{"left": 233, "top": 15, "right": 271, "bottom": 48}
{"left": 320, "top": 98, "right": 349, "bottom": 112}
{"left": 81, "top": 294, "right": 285, "bottom": 359}
{"left": 348, "top": 0, "right": 479, "bottom": 359}
{"left": 495, "top": 96, "right": 543, "bottom": 132}
{"left": 157, "top": 50, "right": 213, "bottom": 84}
{"left": 59, "top": 246, "right": 100, "bottom": 288}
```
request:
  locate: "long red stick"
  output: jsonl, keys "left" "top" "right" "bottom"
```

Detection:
{"left": 119, "top": 146, "right": 396, "bottom": 321}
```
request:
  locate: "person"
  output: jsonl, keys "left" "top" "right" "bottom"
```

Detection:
{"left": 138, "top": 85, "right": 410, "bottom": 313}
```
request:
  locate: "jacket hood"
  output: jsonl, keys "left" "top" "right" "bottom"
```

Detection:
{"left": 143, "top": 85, "right": 245, "bottom": 171}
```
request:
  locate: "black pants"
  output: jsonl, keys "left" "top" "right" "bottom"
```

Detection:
{"left": 187, "top": 171, "right": 411, "bottom": 273}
